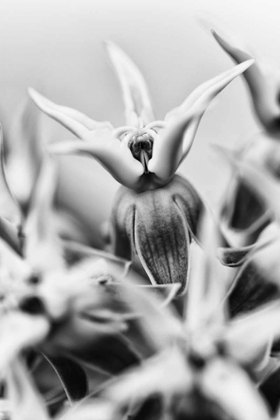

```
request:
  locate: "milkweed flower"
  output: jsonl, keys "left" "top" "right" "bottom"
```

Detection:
{"left": 69, "top": 216, "right": 280, "bottom": 420}
{"left": 29, "top": 42, "right": 254, "bottom": 294}
{"left": 210, "top": 29, "right": 280, "bottom": 244}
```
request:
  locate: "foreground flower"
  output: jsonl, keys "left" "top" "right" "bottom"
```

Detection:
{"left": 29, "top": 42, "right": 253, "bottom": 293}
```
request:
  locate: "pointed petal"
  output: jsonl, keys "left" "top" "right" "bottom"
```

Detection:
{"left": 48, "top": 136, "right": 144, "bottom": 189}
{"left": 202, "top": 359, "right": 270, "bottom": 420}
{"left": 43, "top": 355, "right": 88, "bottom": 403}
{"left": 105, "top": 41, "right": 155, "bottom": 126}
{"left": 212, "top": 29, "right": 280, "bottom": 133}
{"left": 24, "top": 157, "right": 65, "bottom": 273}
{"left": 29, "top": 88, "right": 113, "bottom": 131}
{"left": 7, "top": 357, "right": 49, "bottom": 420}
{"left": 30, "top": 89, "right": 144, "bottom": 188}
{"left": 134, "top": 187, "right": 190, "bottom": 295}
{"left": 6, "top": 98, "right": 47, "bottom": 211}
{"left": 149, "top": 60, "right": 254, "bottom": 181}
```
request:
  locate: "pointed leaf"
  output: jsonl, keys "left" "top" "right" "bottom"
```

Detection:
{"left": 106, "top": 41, "right": 155, "bottom": 127}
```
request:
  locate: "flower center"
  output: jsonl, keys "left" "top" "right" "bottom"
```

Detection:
{"left": 129, "top": 132, "right": 154, "bottom": 174}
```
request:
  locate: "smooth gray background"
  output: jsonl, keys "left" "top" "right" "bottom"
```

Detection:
{"left": 0, "top": 0, "right": 277, "bottom": 245}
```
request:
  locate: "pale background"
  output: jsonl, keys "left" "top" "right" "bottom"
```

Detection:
{"left": 0, "top": 0, "right": 278, "bottom": 246}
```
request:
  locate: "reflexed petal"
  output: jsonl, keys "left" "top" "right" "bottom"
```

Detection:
{"left": 7, "top": 357, "right": 49, "bottom": 420}
{"left": 212, "top": 29, "right": 280, "bottom": 134}
{"left": 170, "top": 175, "right": 206, "bottom": 242}
{"left": 134, "top": 190, "right": 190, "bottom": 294}
{"left": 105, "top": 41, "right": 155, "bottom": 127}
{"left": 24, "top": 157, "right": 65, "bottom": 273}
{"left": 150, "top": 60, "right": 254, "bottom": 181}
{"left": 202, "top": 358, "right": 270, "bottom": 420}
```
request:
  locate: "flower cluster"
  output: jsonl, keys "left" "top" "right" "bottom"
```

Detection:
{"left": 1, "top": 22, "right": 280, "bottom": 420}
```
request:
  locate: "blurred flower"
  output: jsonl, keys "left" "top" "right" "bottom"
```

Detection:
{"left": 74, "top": 216, "right": 280, "bottom": 420}
{"left": 209, "top": 28, "right": 280, "bottom": 245}
{"left": 28, "top": 43, "right": 253, "bottom": 293}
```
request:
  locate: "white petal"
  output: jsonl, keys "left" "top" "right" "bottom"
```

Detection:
{"left": 48, "top": 133, "right": 144, "bottom": 190}
{"left": 149, "top": 60, "right": 254, "bottom": 182}
{"left": 106, "top": 41, "right": 155, "bottom": 126}
{"left": 29, "top": 88, "right": 113, "bottom": 132}
{"left": 24, "top": 157, "right": 65, "bottom": 273}
{"left": 0, "top": 313, "right": 49, "bottom": 371}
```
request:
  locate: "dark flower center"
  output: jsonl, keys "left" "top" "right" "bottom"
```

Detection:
{"left": 129, "top": 132, "right": 154, "bottom": 174}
